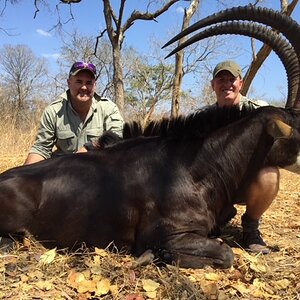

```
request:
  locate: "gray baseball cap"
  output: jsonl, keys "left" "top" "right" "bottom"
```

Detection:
{"left": 213, "top": 60, "right": 242, "bottom": 78}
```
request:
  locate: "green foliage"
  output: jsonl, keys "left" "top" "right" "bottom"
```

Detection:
{"left": 125, "top": 59, "right": 174, "bottom": 119}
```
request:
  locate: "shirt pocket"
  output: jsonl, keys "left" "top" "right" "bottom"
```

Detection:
{"left": 56, "top": 130, "right": 76, "bottom": 153}
{"left": 86, "top": 128, "right": 103, "bottom": 143}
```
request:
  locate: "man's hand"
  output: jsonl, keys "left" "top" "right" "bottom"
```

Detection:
{"left": 76, "top": 147, "right": 88, "bottom": 153}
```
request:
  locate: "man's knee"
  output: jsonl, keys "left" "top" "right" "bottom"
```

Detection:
{"left": 236, "top": 167, "right": 280, "bottom": 204}
{"left": 245, "top": 167, "right": 280, "bottom": 204}
{"left": 256, "top": 167, "right": 280, "bottom": 191}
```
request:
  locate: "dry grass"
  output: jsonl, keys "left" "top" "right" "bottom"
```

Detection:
{"left": 0, "top": 124, "right": 300, "bottom": 299}
{"left": 0, "top": 113, "right": 38, "bottom": 167}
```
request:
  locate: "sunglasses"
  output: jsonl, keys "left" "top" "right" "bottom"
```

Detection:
{"left": 69, "top": 62, "right": 97, "bottom": 77}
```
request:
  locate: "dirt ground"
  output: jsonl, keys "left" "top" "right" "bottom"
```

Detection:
{"left": 0, "top": 161, "right": 299, "bottom": 299}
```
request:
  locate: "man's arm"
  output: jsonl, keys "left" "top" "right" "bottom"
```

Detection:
{"left": 103, "top": 102, "right": 124, "bottom": 137}
{"left": 24, "top": 106, "right": 57, "bottom": 164}
{"left": 24, "top": 153, "right": 46, "bottom": 165}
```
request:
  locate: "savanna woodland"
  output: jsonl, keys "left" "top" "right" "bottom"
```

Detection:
{"left": 0, "top": 0, "right": 300, "bottom": 299}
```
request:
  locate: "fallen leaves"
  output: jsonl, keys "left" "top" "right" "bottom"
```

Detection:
{"left": 38, "top": 248, "right": 57, "bottom": 265}
{"left": 141, "top": 279, "right": 160, "bottom": 298}
{"left": 231, "top": 281, "right": 250, "bottom": 294}
{"left": 65, "top": 251, "right": 162, "bottom": 299}
{"left": 233, "top": 247, "right": 266, "bottom": 272}
{"left": 34, "top": 280, "right": 53, "bottom": 291}
{"left": 0, "top": 237, "right": 299, "bottom": 300}
{"left": 67, "top": 269, "right": 114, "bottom": 297}
{"left": 272, "top": 278, "right": 290, "bottom": 290}
{"left": 204, "top": 272, "right": 221, "bottom": 281}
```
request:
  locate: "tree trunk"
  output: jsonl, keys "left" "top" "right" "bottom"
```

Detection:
{"left": 171, "top": 0, "right": 200, "bottom": 118}
{"left": 171, "top": 50, "right": 183, "bottom": 118}
{"left": 102, "top": 0, "right": 180, "bottom": 116}
{"left": 112, "top": 44, "right": 125, "bottom": 113}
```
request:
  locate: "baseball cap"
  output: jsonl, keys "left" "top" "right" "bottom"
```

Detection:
{"left": 213, "top": 60, "right": 242, "bottom": 79}
{"left": 69, "top": 62, "right": 97, "bottom": 78}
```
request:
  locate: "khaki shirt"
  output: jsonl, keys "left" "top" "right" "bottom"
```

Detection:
{"left": 239, "top": 95, "right": 269, "bottom": 109}
{"left": 29, "top": 91, "right": 124, "bottom": 159}
{"left": 213, "top": 95, "right": 269, "bottom": 110}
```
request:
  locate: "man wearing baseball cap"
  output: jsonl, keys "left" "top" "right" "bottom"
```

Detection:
{"left": 24, "top": 61, "right": 124, "bottom": 164}
{"left": 210, "top": 60, "right": 278, "bottom": 255}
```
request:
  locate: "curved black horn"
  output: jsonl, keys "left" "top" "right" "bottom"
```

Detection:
{"left": 162, "top": 5, "right": 300, "bottom": 54}
{"left": 163, "top": 5, "right": 300, "bottom": 108}
{"left": 165, "top": 21, "right": 299, "bottom": 108}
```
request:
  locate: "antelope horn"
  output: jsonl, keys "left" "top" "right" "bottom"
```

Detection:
{"left": 165, "top": 21, "right": 300, "bottom": 108}
{"left": 163, "top": 5, "right": 300, "bottom": 109}
{"left": 162, "top": 5, "right": 300, "bottom": 54}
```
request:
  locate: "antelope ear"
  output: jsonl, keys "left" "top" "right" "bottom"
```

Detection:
{"left": 267, "top": 119, "right": 293, "bottom": 138}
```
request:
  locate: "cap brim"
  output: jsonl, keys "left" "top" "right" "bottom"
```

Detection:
{"left": 214, "top": 68, "right": 240, "bottom": 78}
{"left": 70, "top": 69, "right": 96, "bottom": 78}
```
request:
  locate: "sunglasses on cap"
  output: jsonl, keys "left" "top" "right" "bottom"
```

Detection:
{"left": 69, "top": 62, "right": 97, "bottom": 78}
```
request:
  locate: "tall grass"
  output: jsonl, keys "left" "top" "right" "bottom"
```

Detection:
{"left": 0, "top": 107, "right": 42, "bottom": 172}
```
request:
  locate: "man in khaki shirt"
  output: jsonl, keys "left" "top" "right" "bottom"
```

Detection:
{"left": 210, "top": 60, "right": 277, "bottom": 254}
{"left": 24, "top": 62, "right": 124, "bottom": 164}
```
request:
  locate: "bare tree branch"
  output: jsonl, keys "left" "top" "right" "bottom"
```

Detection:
{"left": 122, "top": 0, "right": 179, "bottom": 33}
{"left": 33, "top": 0, "right": 39, "bottom": 18}
{"left": 60, "top": 0, "right": 81, "bottom": 3}
{"left": 94, "top": 29, "right": 107, "bottom": 56}
{"left": 116, "top": 0, "right": 126, "bottom": 37}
